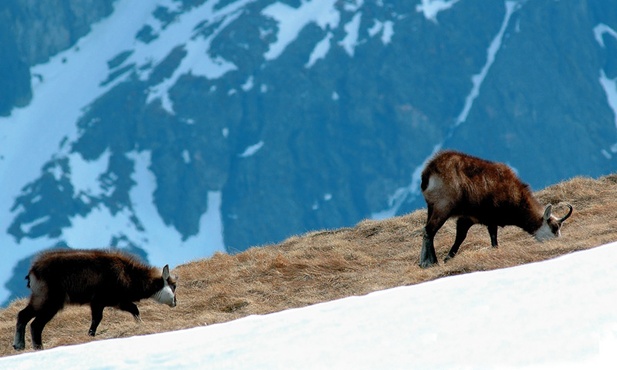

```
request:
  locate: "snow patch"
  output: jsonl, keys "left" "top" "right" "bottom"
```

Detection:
{"left": 416, "top": 0, "right": 460, "bottom": 23}
{"left": 241, "top": 76, "right": 255, "bottom": 91}
{"left": 20, "top": 216, "right": 52, "bottom": 236}
{"left": 381, "top": 21, "right": 394, "bottom": 44}
{"left": 182, "top": 150, "right": 191, "bottom": 164}
{"left": 594, "top": 23, "right": 617, "bottom": 156}
{"left": 593, "top": 23, "right": 617, "bottom": 48}
{"left": 306, "top": 32, "right": 333, "bottom": 68}
{"left": 367, "top": 19, "right": 394, "bottom": 44}
{"left": 368, "top": 20, "right": 383, "bottom": 37}
{"left": 601, "top": 149, "right": 612, "bottom": 159}
{"left": 3, "top": 242, "right": 617, "bottom": 368}
{"left": 239, "top": 141, "right": 265, "bottom": 158}
{"left": 262, "top": 0, "right": 340, "bottom": 61}
{"left": 339, "top": 12, "right": 362, "bottom": 57}
{"left": 143, "top": 1, "right": 252, "bottom": 113}
{"left": 343, "top": 0, "right": 364, "bottom": 12}
{"left": 68, "top": 150, "right": 111, "bottom": 196}
{"left": 42, "top": 151, "right": 226, "bottom": 270}
{"left": 599, "top": 71, "right": 617, "bottom": 133}
{"left": 455, "top": 1, "right": 518, "bottom": 127}
{"left": 126, "top": 151, "right": 225, "bottom": 266}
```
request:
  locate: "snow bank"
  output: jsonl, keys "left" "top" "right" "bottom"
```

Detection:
{"left": 3, "top": 242, "right": 617, "bottom": 369}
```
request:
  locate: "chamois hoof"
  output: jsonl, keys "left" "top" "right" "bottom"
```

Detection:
{"left": 419, "top": 259, "right": 437, "bottom": 268}
{"left": 13, "top": 343, "right": 25, "bottom": 351}
{"left": 443, "top": 255, "right": 453, "bottom": 263}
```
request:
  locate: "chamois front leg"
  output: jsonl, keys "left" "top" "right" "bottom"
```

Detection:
{"left": 89, "top": 303, "right": 104, "bottom": 336}
{"left": 420, "top": 229, "right": 438, "bottom": 268}
{"left": 487, "top": 224, "right": 498, "bottom": 247}
{"left": 420, "top": 206, "right": 448, "bottom": 268}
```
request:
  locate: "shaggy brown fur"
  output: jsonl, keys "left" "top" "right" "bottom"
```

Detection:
{"left": 13, "top": 249, "right": 176, "bottom": 350}
{"left": 419, "top": 151, "right": 572, "bottom": 267}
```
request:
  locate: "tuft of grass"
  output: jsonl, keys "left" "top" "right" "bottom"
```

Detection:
{"left": 1, "top": 175, "right": 617, "bottom": 356}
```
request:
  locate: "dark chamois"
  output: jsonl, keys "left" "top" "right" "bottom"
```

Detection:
{"left": 419, "top": 150, "right": 573, "bottom": 268}
{"left": 13, "top": 249, "right": 177, "bottom": 350}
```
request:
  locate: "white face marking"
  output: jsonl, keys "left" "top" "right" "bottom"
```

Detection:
{"left": 152, "top": 285, "right": 176, "bottom": 307}
{"left": 534, "top": 220, "right": 559, "bottom": 242}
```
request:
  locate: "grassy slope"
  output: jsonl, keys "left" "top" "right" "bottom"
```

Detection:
{"left": 1, "top": 175, "right": 617, "bottom": 356}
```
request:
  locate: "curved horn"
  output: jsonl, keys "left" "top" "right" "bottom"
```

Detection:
{"left": 558, "top": 203, "right": 573, "bottom": 224}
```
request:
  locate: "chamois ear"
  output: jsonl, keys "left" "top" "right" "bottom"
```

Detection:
{"left": 162, "top": 265, "right": 170, "bottom": 280}
{"left": 543, "top": 204, "right": 552, "bottom": 221}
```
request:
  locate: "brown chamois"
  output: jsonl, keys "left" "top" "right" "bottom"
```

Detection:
{"left": 13, "top": 249, "right": 177, "bottom": 350}
{"left": 419, "top": 150, "right": 572, "bottom": 268}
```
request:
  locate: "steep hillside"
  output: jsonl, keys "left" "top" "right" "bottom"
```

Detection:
{"left": 1, "top": 174, "right": 616, "bottom": 357}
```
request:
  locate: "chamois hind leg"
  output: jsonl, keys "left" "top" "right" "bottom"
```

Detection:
{"left": 30, "top": 303, "right": 61, "bottom": 350}
{"left": 420, "top": 204, "right": 449, "bottom": 268}
{"left": 118, "top": 301, "right": 141, "bottom": 322}
{"left": 444, "top": 218, "right": 474, "bottom": 262}
{"left": 487, "top": 224, "right": 498, "bottom": 247}
{"left": 13, "top": 303, "right": 36, "bottom": 350}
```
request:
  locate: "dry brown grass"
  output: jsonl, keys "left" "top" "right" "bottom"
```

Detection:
{"left": 2, "top": 174, "right": 617, "bottom": 357}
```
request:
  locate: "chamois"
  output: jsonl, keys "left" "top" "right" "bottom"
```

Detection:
{"left": 13, "top": 249, "right": 177, "bottom": 350}
{"left": 419, "top": 150, "right": 573, "bottom": 268}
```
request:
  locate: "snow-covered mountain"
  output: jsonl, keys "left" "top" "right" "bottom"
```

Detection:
{"left": 1, "top": 0, "right": 617, "bottom": 305}
{"left": 2, "top": 241, "right": 617, "bottom": 369}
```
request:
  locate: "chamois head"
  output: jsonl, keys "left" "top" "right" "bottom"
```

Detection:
{"left": 152, "top": 265, "right": 177, "bottom": 307}
{"left": 534, "top": 204, "right": 573, "bottom": 242}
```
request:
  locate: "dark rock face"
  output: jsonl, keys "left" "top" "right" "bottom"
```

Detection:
{"left": 2, "top": 0, "right": 617, "bottom": 257}
{"left": 0, "top": 0, "right": 116, "bottom": 115}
